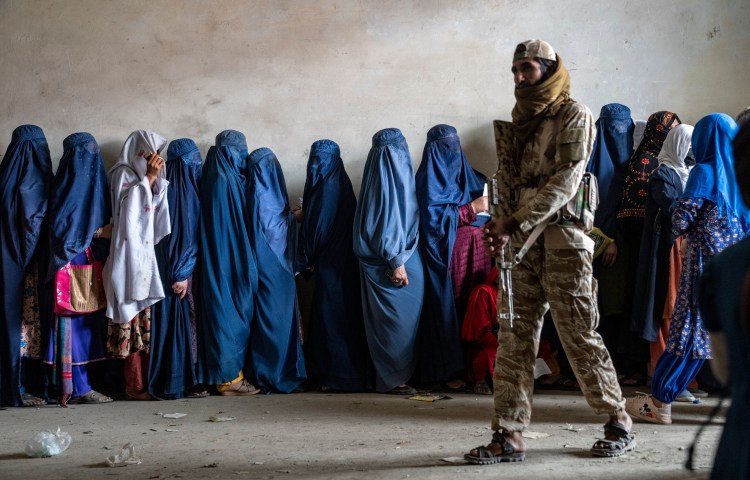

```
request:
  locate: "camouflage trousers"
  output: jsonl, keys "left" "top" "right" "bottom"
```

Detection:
{"left": 491, "top": 245, "right": 624, "bottom": 432}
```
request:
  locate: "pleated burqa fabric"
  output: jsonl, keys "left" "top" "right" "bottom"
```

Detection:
{"left": 297, "top": 140, "right": 373, "bottom": 391}
{"left": 197, "top": 130, "right": 258, "bottom": 385}
{"left": 150, "top": 138, "right": 202, "bottom": 399}
{"left": 44, "top": 132, "right": 111, "bottom": 401}
{"left": 0, "top": 125, "right": 53, "bottom": 407}
{"left": 246, "top": 147, "right": 306, "bottom": 393}
{"left": 353, "top": 128, "right": 424, "bottom": 392}
{"left": 415, "top": 124, "right": 485, "bottom": 383}
{"left": 586, "top": 103, "right": 634, "bottom": 239}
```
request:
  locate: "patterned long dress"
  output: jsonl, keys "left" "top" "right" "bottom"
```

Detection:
{"left": 667, "top": 198, "right": 747, "bottom": 359}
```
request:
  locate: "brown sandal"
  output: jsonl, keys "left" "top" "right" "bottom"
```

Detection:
{"left": 71, "top": 390, "right": 114, "bottom": 404}
{"left": 217, "top": 379, "right": 260, "bottom": 396}
{"left": 21, "top": 392, "right": 47, "bottom": 407}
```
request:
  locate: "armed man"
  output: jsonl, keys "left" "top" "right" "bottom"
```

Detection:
{"left": 464, "top": 39, "right": 635, "bottom": 464}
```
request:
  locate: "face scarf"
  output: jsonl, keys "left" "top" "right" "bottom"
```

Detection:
{"left": 511, "top": 54, "right": 571, "bottom": 144}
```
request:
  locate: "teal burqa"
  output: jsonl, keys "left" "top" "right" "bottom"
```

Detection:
{"left": 246, "top": 147, "right": 306, "bottom": 393}
{"left": 196, "top": 131, "right": 258, "bottom": 385}
{"left": 353, "top": 128, "right": 424, "bottom": 392}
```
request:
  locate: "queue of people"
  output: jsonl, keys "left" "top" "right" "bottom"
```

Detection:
{"left": 0, "top": 120, "right": 495, "bottom": 407}
{"left": 1, "top": 36, "right": 748, "bottom": 479}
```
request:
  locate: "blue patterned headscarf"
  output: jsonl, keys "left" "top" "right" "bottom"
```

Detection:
{"left": 47, "top": 132, "right": 111, "bottom": 279}
{"left": 683, "top": 113, "right": 750, "bottom": 230}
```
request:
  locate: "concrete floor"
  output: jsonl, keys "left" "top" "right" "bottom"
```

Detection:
{"left": 0, "top": 387, "right": 722, "bottom": 480}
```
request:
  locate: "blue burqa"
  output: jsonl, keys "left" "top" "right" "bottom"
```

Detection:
{"left": 297, "top": 140, "right": 373, "bottom": 391}
{"left": 415, "top": 124, "right": 485, "bottom": 383}
{"left": 197, "top": 131, "right": 258, "bottom": 385}
{"left": 47, "top": 132, "right": 111, "bottom": 278}
{"left": 247, "top": 148, "right": 306, "bottom": 393}
{"left": 353, "top": 128, "right": 424, "bottom": 392}
{"left": 44, "top": 132, "right": 111, "bottom": 398}
{"left": 586, "top": 103, "right": 634, "bottom": 238}
{"left": 0, "top": 125, "right": 52, "bottom": 407}
{"left": 150, "top": 138, "right": 202, "bottom": 399}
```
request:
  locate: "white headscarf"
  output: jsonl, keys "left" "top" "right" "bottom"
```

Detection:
{"left": 657, "top": 124, "right": 694, "bottom": 188}
{"left": 108, "top": 130, "right": 168, "bottom": 181}
{"left": 103, "top": 130, "right": 171, "bottom": 323}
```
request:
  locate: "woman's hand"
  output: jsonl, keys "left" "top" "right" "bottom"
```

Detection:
{"left": 94, "top": 224, "right": 113, "bottom": 239}
{"left": 145, "top": 152, "right": 165, "bottom": 188}
{"left": 172, "top": 280, "right": 189, "bottom": 300}
{"left": 293, "top": 208, "right": 303, "bottom": 222}
{"left": 471, "top": 196, "right": 489, "bottom": 214}
{"left": 601, "top": 242, "right": 618, "bottom": 267}
{"left": 389, "top": 265, "right": 409, "bottom": 286}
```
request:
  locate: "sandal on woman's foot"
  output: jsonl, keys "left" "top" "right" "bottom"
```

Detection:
{"left": 591, "top": 420, "right": 637, "bottom": 457}
{"left": 186, "top": 389, "right": 210, "bottom": 398}
{"left": 386, "top": 384, "right": 417, "bottom": 395}
{"left": 21, "top": 392, "right": 47, "bottom": 407}
{"left": 464, "top": 431, "right": 526, "bottom": 465}
{"left": 473, "top": 381, "right": 492, "bottom": 395}
{"left": 217, "top": 379, "right": 259, "bottom": 396}
{"left": 71, "top": 390, "right": 113, "bottom": 404}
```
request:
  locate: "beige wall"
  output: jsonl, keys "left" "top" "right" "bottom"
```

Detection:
{"left": 1, "top": 0, "right": 748, "bottom": 199}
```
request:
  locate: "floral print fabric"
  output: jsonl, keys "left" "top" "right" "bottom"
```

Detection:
{"left": 108, "top": 307, "right": 151, "bottom": 358}
{"left": 667, "top": 198, "right": 747, "bottom": 359}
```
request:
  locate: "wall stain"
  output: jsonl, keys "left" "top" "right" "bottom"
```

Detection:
{"left": 706, "top": 25, "right": 720, "bottom": 40}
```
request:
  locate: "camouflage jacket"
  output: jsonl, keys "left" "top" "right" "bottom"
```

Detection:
{"left": 497, "top": 98, "right": 596, "bottom": 251}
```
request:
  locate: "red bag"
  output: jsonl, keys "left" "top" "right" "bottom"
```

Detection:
{"left": 54, "top": 248, "right": 107, "bottom": 315}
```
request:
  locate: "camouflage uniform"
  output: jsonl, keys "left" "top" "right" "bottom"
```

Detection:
{"left": 492, "top": 99, "right": 625, "bottom": 433}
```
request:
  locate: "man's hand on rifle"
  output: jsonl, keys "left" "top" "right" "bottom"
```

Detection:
{"left": 483, "top": 216, "right": 519, "bottom": 256}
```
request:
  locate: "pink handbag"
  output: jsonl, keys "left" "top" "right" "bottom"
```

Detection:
{"left": 54, "top": 248, "right": 107, "bottom": 315}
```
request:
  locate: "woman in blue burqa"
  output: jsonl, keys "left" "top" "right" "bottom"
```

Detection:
{"left": 415, "top": 124, "right": 486, "bottom": 388}
{"left": 353, "top": 128, "right": 424, "bottom": 395}
{"left": 197, "top": 131, "right": 260, "bottom": 395}
{"left": 296, "top": 139, "right": 372, "bottom": 392}
{"left": 246, "top": 147, "right": 306, "bottom": 393}
{"left": 585, "top": 104, "right": 634, "bottom": 374}
{"left": 149, "top": 138, "right": 207, "bottom": 399}
{"left": 44, "top": 132, "right": 113, "bottom": 405}
{"left": 0, "top": 125, "right": 52, "bottom": 407}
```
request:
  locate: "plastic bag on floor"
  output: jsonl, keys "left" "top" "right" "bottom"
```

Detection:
{"left": 25, "top": 427, "right": 72, "bottom": 457}
{"left": 105, "top": 442, "right": 142, "bottom": 467}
